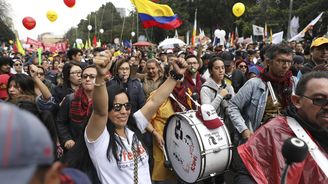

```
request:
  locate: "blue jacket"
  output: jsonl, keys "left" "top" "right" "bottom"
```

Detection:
{"left": 228, "top": 77, "right": 297, "bottom": 134}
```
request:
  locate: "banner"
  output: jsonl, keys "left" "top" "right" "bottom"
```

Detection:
{"left": 289, "top": 16, "right": 299, "bottom": 39}
{"left": 272, "top": 31, "right": 284, "bottom": 44}
{"left": 252, "top": 25, "right": 264, "bottom": 36}
{"left": 289, "top": 12, "right": 323, "bottom": 41}
{"left": 25, "top": 37, "right": 67, "bottom": 52}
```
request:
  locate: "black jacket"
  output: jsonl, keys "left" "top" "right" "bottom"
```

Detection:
{"left": 107, "top": 76, "right": 146, "bottom": 114}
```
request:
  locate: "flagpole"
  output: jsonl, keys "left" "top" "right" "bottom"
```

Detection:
{"left": 286, "top": 0, "right": 293, "bottom": 40}
{"left": 137, "top": 12, "right": 139, "bottom": 40}
{"left": 120, "top": 15, "right": 126, "bottom": 42}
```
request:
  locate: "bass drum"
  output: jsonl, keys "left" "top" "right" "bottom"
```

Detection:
{"left": 164, "top": 111, "right": 232, "bottom": 183}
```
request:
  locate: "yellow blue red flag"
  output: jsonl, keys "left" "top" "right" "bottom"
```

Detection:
{"left": 131, "top": 0, "right": 182, "bottom": 30}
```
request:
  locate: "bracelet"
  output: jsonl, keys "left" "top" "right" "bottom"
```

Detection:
{"left": 94, "top": 80, "right": 106, "bottom": 87}
{"left": 169, "top": 70, "right": 184, "bottom": 81}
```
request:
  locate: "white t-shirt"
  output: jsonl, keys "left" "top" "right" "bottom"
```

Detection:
{"left": 85, "top": 110, "right": 151, "bottom": 184}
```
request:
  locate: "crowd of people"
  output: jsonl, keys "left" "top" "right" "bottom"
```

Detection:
{"left": 0, "top": 36, "right": 327, "bottom": 184}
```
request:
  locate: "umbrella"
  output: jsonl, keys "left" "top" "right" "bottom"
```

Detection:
{"left": 158, "top": 38, "right": 186, "bottom": 49}
{"left": 132, "top": 41, "right": 154, "bottom": 47}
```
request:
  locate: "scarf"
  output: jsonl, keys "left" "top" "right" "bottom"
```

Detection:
{"left": 260, "top": 69, "right": 293, "bottom": 108}
{"left": 69, "top": 86, "right": 93, "bottom": 124}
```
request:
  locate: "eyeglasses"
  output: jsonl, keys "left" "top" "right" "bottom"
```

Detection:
{"left": 187, "top": 62, "right": 198, "bottom": 66}
{"left": 275, "top": 59, "right": 293, "bottom": 65}
{"left": 70, "top": 71, "right": 82, "bottom": 76}
{"left": 82, "top": 74, "right": 96, "bottom": 80}
{"left": 14, "top": 63, "right": 22, "bottom": 66}
{"left": 238, "top": 65, "right": 247, "bottom": 68}
{"left": 302, "top": 95, "right": 328, "bottom": 106}
{"left": 113, "top": 103, "right": 132, "bottom": 112}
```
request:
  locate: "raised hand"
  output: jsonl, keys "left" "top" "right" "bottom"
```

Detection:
{"left": 29, "top": 64, "right": 39, "bottom": 79}
{"left": 171, "top": 57, "right": 188, "bottom": 75}
{"left": 93, "top": 50, "right": 113, "bottom": 77}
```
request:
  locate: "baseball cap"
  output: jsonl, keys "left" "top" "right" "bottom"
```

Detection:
{"left": 310, "top": 37, "right": 328, "bottom": 48}
{"left": 0, "top": 103, "right": 54, "bottom": 184}
{"left": 219, "top": 51, "right": 233, "bottom": 66}
{"left": 0, "top": 74, "right": 10, "bottom": 100}
{"left": 196, "top": 104, "right": 224, "bottom": 129}
{"left": 248, "top": 66, "right": 260, "bottom": 76}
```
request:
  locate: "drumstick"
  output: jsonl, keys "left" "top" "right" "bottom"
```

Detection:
{"left": 267, "top": 81, "right": 279, "bottom": 106}
{"left": 185, "top": 92, "right": 200, "bottom": 107}
{"left": 162, "top": 143, "right": 172, "bottom": 169}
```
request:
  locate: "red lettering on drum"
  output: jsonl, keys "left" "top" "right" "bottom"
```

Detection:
{"left": 191, "top": 156, "right": 197, "bottom": 172}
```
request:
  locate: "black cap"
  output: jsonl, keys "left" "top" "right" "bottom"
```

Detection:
{"left": 219, "top": 51, "right": 233, "bottom": 66}
{"left": 293, "top": 55, "right": 304, "bottom": 64}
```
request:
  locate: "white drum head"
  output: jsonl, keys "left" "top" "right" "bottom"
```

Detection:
{"left": 164, "top": 113, "right": 203, "bottom": 183}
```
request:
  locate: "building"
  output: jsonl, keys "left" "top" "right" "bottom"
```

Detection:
{"left": 116, "top": 8, "right": 127, "bottom": 18}
{"left": 38, "top": 33, "right": 65, "bottom": 44}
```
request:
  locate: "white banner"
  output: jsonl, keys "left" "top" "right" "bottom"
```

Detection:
{"left": 290, "top": 12, "right": 323, "bottom": 41}
{"left": 272, "top": 31, "right": 284, "bottom": 44}
{"left": 252, "top": 25, "right": 264, "bottom": 36}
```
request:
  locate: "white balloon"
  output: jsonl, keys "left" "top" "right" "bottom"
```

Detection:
{"left": 87, "top": 25, "right": 92, "bottom": 31}
{"left": 214, "top": 29, "right": 221, "bottom": 38}
{"left": 131, "top": 32, "right": 135, "bottom": 37}
{"left": 76, "top": 38, "right": 83, "bottom": 44}
{"left": 99, "top": 29, "right": 104, "bottom": 34}
{"left": 221, "top": 30, "right": 226, "bottom": 37}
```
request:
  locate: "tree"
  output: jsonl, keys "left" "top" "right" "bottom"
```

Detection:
{"left": 0, "top": 0, "right": 15, "bottom": 42}
{"left": 65, "top": 0, "right": 328, "bottom": 45}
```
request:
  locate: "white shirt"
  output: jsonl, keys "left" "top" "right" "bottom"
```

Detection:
{"left": 85, "top": 110, "right": 151, "bottom": 184}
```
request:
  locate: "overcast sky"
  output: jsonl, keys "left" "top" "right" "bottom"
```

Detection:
{"left": 8, "top": 0, "right": 134, "bottom": 40}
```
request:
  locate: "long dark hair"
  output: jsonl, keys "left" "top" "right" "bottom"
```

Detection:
{"left": 106, "top": 85, "right": 148, "bottom": 162}
{"left": 62, "top": 63, "right": 81, "bottom": 89}
{"left": 7, "top": 74, "right": 36, "bottom": 101}
{"left": 64, "top": 84, "right": 148, "bottom": 183}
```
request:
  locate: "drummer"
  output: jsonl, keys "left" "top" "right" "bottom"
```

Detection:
{"left": 84, "top": 50, "right": 187, "bottom": 184}
{"left": 200, "top": 57, "right": 235, "bottom": 184}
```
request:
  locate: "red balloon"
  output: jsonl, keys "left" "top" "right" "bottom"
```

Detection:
{"left": 63, "top": 0, "right": 75, "bottom": 8}
{"left": 22, "top": 17, "right": 36, "bottom": 30}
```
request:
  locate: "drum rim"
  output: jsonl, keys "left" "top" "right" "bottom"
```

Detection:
{"left": 164, "top": 113, "right": 206, "bottom": 183}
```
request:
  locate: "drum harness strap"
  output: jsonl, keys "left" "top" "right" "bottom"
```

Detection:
{"left": 287, "top": 116, "right": 328, "bottom": 177}
{"left": 169, "top": 93, "right": 187, "bottom": 112}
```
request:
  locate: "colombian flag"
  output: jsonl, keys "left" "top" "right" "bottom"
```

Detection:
{"left": 131, "top": 0, "right": 182, "bottom": 30}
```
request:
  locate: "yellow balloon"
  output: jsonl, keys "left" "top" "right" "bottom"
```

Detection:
{"left": 232, "top": 2, "right": 245, "bottom": 17}
{"left": 46, "top": 10, "right": 58, "bottom": 22}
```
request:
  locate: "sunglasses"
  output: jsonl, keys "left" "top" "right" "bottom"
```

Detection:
{"left": 238, "top": 65, "right": 247, "bottom": 68}
{"left": 113, "top": 103, "right": 132, "bottom": 112}
{"left": 14, "top": 63, "right": 22, "bottom": 66}
{"left": 82, "top": 74, "right": 96, "bottom": 79}
{"left": 302, "top": 95, "right": 328, "bottom": 106}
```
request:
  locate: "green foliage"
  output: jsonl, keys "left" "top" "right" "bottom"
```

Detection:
{"left": 0, "top": 0, "right": 15, "bottom": 42}
{"left": 66, "top": 0, "right": 328, "bottom": 45}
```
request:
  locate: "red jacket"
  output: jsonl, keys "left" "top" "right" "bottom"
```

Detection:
{"left": 238, "top": 116, "right": 328, "bottom": 184}
{"left": 171, "top": 71, "right": 204, "bottom": 112}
